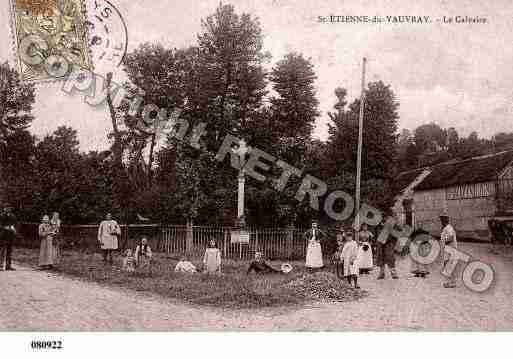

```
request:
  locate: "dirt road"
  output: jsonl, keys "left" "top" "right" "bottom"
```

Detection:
{"left": 1, "top": 243, "right": 512, "bottom": 330}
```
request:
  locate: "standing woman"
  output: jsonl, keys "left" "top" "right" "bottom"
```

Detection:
{"left": 97, "top": 213, "right": 121, "bottom": 264}
{"left": 50, "top": 212, "right": 61, "bottom": 263}
{"left": 39, "top": 215, "right": 57, "bottom": 269}
{"left": 357, "top": 223, "right": 374, "bottom": 274}
{"left": 304, "top": 221, "right": 327, "bottom": 270}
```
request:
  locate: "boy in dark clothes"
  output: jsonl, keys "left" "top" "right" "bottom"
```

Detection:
{"left": 247, "top": 251, "right": 281, "bottom": 274}
{"left": 0, "top": 207, "right": 17, "bottom": 271}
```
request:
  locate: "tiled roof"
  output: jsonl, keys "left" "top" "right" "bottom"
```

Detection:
{"left": 414, "top": 150, "right": 513, "bottom": 191}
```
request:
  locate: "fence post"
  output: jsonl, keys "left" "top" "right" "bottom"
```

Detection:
{"left": 286, "top": 224, "right": 294, "bottom": 259}
{"left": 186, "top": 219, "right": 193, "bottom": 254}
{"left": 223, "top": 228, "right": 228, "bottom": 258}
{"left": 125, "top": 224, "right": 129, "bottom": 251}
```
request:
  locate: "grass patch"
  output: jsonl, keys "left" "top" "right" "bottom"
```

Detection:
{"left": 13, "top": 247, "right": 367, "bottom": 309}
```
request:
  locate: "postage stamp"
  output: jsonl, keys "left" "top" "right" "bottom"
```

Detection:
{"left": 9, "top": 0, "right": 94, "bottom": 82}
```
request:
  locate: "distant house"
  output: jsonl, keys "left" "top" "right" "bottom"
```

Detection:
{"left": 393, "top": 150, "right": 513, "bottom": 240}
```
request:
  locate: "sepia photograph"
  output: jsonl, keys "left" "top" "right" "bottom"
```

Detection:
{"left": 1, "top": 0, "right": 513, "bottom": 356}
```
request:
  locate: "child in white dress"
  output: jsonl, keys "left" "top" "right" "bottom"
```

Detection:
{"left": 122, "top": 249, "right": 136, "bottom": 273}
{"left": 203, "top": 240, "right": 222, "bottom": 274}
{"left": 341, "top": 232, "right": 361, "bottom": 289}
{"left": 357, "top": 224, "right": 374, "bottom": 274}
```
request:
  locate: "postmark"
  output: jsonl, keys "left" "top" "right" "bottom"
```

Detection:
{"left": 85, "top": 0, "right": 128, "bottom": 70}
{"left": 9, "top": 0, "right": 94, "bottom": 82}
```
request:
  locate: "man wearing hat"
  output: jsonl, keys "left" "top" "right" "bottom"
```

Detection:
{"left": 440, "top": 209, "right": 458, "bottom": 288}
{"left": 0, "top": 206, "right": 17, "bottom": 271}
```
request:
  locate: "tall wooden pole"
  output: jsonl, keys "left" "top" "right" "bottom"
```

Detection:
{"left": 237, "top": 172, "right": 245, "bottom": 220}
{"left": 355, "top": 57, "right": 367, "bottom": 232}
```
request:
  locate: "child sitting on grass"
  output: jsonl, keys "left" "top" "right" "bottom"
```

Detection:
{"left": 122, "top": 248, "right": 136, "bottom": 273}
{"left": 135, "top": 237, "right": 153, "bottom": 275}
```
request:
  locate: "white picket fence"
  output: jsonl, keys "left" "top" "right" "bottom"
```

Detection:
{"left": 160, "top": 225, "right": 309, "bottom": 260}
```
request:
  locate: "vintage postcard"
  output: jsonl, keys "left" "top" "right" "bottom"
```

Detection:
{"left": 9, "top": 0, "right": 93, "bottom": 82}
{"left": 1, "top": 0, "right": 513, "bottom": 357}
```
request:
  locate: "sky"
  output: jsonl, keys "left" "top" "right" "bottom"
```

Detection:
{"left": 1, "top": 0, "right": 513, "bottom": 151}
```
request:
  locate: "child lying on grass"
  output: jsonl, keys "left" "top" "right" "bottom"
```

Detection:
{"left": 175, "top": 255, "right": 197, "bottom": 273}
{"left": 247, "top": 251, "right": 286, "bottom": 275}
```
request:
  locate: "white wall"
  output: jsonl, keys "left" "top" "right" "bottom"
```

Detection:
{"left": 412, "top": 182, "right": 497, "bottom": 240}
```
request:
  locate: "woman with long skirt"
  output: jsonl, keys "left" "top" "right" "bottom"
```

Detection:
{"left": 357, "top": 223, "right": 374, "bottom": 274}
{"left": 304, "top": 221, "right": 327, "bottom": 270}
{"left": 39, "top": 215, "right": 57, "bottom": 269}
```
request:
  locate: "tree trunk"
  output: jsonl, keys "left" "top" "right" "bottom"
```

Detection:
{"left": 147, "top": 132, "right": 156, "bottom": 187}
{"left": 106, "top": 72, "right": 123, "bottom": 168}
{"left": 286, "top": 223, "right": 295, "bottom": 259}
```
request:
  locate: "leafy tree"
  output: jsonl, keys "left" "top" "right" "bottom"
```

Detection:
{"left": 492, "top": 132, "right": 513, "bottom": 152}
{"left": 197, "top": 3, "right": 268, "bottom": 147}
{"left": 396, "top": 129, "right": 419, "bottom": 171}
{"left": 248, "top": 53, "right": 320, "bottom": 225}
{"left": 0, "top": 129, "right": 37, "bottom": 215}
{"left": 457, "top": 131, "right": 487, "bottom": 159}
{"left": 167, "top": 3, "right": 269, "bottom": 226}
{"left": 120, "top": 44, "right": 190, "bottom": 187}
{"left": 326, "top": 81, "right": 400, "bottom": 180}
{"left": 0, "top": 62, "right": 36, "bottom": 143}
{"left": 446, "top": 127, "right": 460, "bottom": 157}
{"left": 269, "top": 52, "right": 319, "bottom": 152}
{"left": 33, "top": 126, "right": 83, "bottom": 221}
{"left": 413, "top": 122, "right": 447, "bottom": 154}
{"left": 0, "top": 62, "right": 37, "bottom": 211}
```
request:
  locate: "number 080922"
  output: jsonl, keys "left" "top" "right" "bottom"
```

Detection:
{"left": 30, "top": 340, "right": 63, "bottom": 350}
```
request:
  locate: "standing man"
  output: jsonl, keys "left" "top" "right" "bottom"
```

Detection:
{"left": 97, "top": 213, "right": 121, "bottom": 264}
{"left": 376, "top": 217, "right": 398, "bottom": 279}
{"left": 1, "top": 206, "right": 18, "bottom": 271}
{"left": 440, "top": 210, "right": 458, "bottom": 288}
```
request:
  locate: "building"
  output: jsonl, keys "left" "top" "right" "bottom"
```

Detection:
{"left": 393, "top": 150, "right": 513, "bottom": 240}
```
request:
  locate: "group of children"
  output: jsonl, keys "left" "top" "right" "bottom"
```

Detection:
{"left": 173, "top": 239, "right": 223, "bottom": 274}
{"left": 121, "top": 226, "right": 378, "bottom": 288}
{"left": 122, "top": 237, "right": 153, "bottom": 274}
{"left": 334, "top": 224, "right": 375, "bottom": 289}
{"left": 121, "top": 238, "right": 292, "bottom": 276}
{"left": 122, "top": 238, "right": 223, "bottom": 275}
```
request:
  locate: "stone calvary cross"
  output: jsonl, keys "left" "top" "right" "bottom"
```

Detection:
{"left": 231, "top": 139, "right": 251, "bottom": 225}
